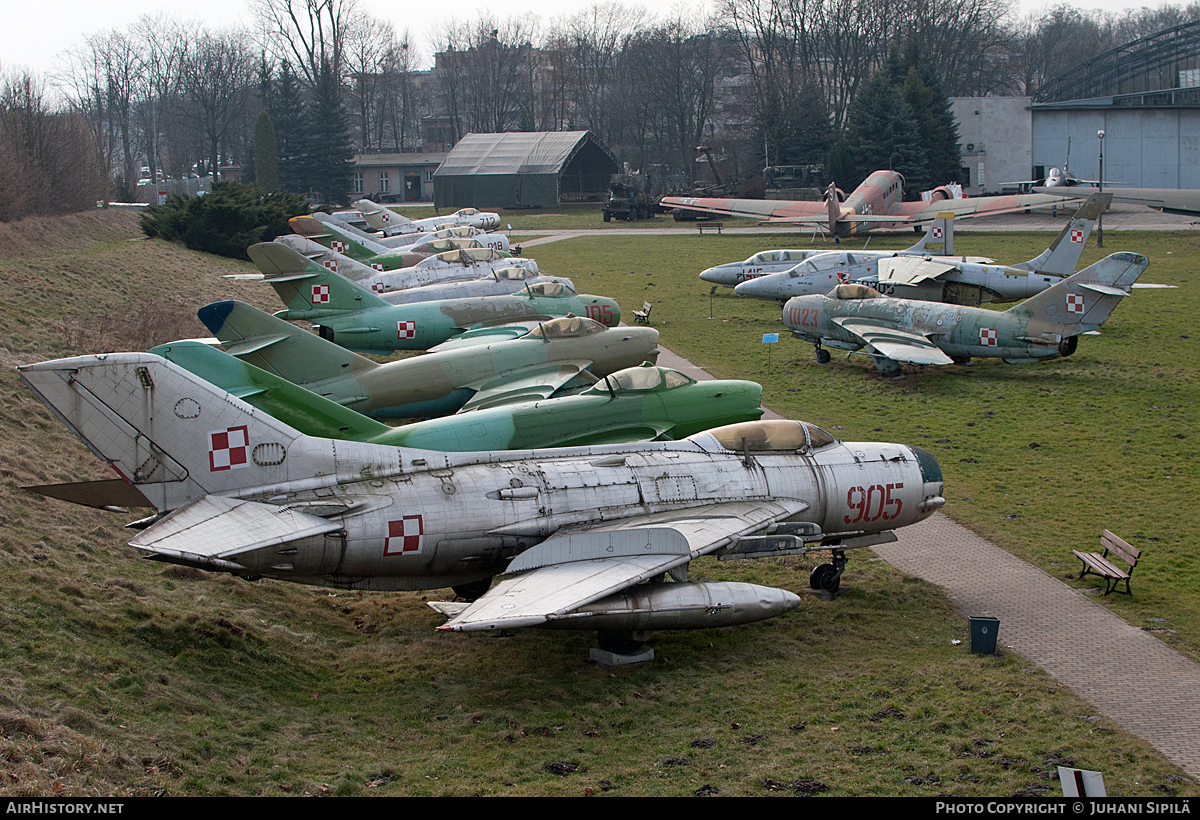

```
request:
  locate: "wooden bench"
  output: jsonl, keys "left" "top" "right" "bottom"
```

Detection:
{"left": 632, "top": 301, "right": 653, "bottom": 324}
{"left": 697, "top": 222, "right": 724, "bottom": 234}
{"left": 1073, "top": 530, "right": 1142, "bottom": 595}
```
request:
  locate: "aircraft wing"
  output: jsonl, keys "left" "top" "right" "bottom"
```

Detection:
{"left": 832, "top": 316, "right": 954, "bottom": 365}
{"left": 876, "top": 257, "right": 960, "bottom": 286}
{"left": 1034, "top": 186, "right": 1200, "bottom": 216}
{"left": 659, "top": 196, "right": 826, "bottom": 221}
{"left": 129, "top": 495, "right": 343, "bottom": 568}
{"left": 459, "top": 363, "right": 598, "bottom": 412}
{"left": 438, "top": 499, "right": 808, "bottom": 632}
{"left": 911, "top": 192, "right": 1080, "bottom": 222}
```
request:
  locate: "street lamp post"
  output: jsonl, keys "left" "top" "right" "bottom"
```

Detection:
{"left": 1097, "top": 129, "right": 1105, "bottom": 248}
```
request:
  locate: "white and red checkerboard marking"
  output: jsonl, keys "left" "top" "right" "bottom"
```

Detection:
{"left": 371, "top": 281, "right": 387, "bottom": 293}
{"left": 331, "top": 240, "right": 345, "bottom": 252}
{"left": 1067, "top": 293, "right": 1085, "bottom": 314}
{"left": 383, "top": 515, "right": 424, "bottom": 555}
{"left": 208, "top": 425, "right": 249, "bottom": 472}
{"left": 321, "top": 259, "right": 337, "bottom": 273}
{"left": 1070, "top": 228, "right": 1084, "bottom": 244}
{"left": 397, "top": 320, "right": 416, "bottom": 339}
{"left": 979, "top": 328, "right": 998, "bottom": 347}
{"left": 379, "top": 212, "right": 392, "bottom": 224}
{"left": 312, "top": 284, "right": 330, "bottom": 304}
{"left": 371, "top": 263, "right": 385, "bottom": 271}
{"left": 931, "top": 225, "right": 943, "bottom": 239}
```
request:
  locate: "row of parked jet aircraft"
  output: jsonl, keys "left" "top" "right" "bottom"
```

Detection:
{"left": 22, "top": 198, "right": 949, "bottom": 659}
{"left": 698, "top": 192, "right": 1168, "bottom": 376}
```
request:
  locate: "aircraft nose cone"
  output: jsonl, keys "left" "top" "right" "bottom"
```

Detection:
{"left": 733, "top": 278, "right": 764, "bottom": 297}
{"left": 698, "top": 268, "right": 720, "bottom": 283}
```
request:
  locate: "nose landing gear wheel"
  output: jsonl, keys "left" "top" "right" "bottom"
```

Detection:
{"left": 810, "top": 563, "right": 840, "bottom": 592}
{"left": 815, "top": 347, "right": 831, "bottom": 365}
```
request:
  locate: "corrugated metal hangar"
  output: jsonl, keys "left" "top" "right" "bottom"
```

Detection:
{"left": 953, "top": 20, "right": 1200, "bottom": 194}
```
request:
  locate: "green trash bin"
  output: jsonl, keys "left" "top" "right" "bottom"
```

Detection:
{"left": 969, "top": 616, "right": 999, "bottom": 655}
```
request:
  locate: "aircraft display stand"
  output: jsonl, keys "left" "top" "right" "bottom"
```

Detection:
{"left": 590, "top": 646, "right": 654, "bottom": 666}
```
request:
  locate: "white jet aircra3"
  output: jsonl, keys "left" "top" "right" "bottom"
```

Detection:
{"left": 20, "top": 354, "right": 944, "bottom": 652}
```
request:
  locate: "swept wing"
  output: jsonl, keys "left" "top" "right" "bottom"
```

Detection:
{"left": 440, "top": 500, "right": 807, "bottom": 631}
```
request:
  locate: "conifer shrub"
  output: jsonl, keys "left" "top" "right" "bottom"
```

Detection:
{"left": 139, "top": 180, "right": 309, "bottom": 260}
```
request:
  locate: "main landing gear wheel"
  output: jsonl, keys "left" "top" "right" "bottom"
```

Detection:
{"left": 951, "top": 355, "right": 971, "bottom": 365}
{"left": 452, "top": 577, "right": 493, "bottom": 602}
{"left": 815, "top": 347, "right": 832, "bottom": 365}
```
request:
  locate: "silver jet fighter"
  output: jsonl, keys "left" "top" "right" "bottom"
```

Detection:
{"left": 261, "top": 238, "right": 538, "bottom": 297}
{"left": 782, "top": 252, "right": 1148, "bottom": 375}
{"left": 19, "top": 353, "right": 944, "bottom": 645}
{"left": 735, "top": 194, "right": 1110, "bottom": 306}
{"left": 699, "top": 214, "right": 962, "bottom": 288}
{"left": 297, "top": 212, "right": 512, "bottom": 254}
{"left": 356, "top": 199, "right": 501, "bottom": 234}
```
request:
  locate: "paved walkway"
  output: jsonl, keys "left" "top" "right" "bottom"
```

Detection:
{"left": 655, "top": 341, "right": 1200, "bottom": 780}
{"left": 877, "top": 517, "right": 1200, "bottom": 780}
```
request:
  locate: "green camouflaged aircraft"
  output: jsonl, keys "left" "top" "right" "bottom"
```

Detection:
{"left": 148, "top": 342, "right": 763, "bottom": 450}
{"left": 245, "top": 242, "right": 619, "bottom": 352}
{"left": 194, "top": 301, "right": 658, "bottom": 419}
{"left": 290, "top": 213, "right": 513, "bottom": 261}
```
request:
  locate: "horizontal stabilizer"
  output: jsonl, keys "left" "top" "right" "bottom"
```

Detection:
{"left": 25, "top": 478, "right": 153, "bottom": 510}
{"left": 130, "top": 495, "right": 341, "bottom": 561}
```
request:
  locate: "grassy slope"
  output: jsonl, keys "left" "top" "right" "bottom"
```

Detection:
{"left": 0, "top": 211, "right": 1194, "bottom": 796}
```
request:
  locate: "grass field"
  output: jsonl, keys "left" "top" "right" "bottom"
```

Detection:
{"left": 0, "top": 210, "right": 1195, "bottom": 796}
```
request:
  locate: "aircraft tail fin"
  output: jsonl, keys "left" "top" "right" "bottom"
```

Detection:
{"left": 273, "top": 234, "right": 379, "bottom": 280}
{"left": 196, "top": 301, "right": 378, "bottom": 384}
{"left": 1014, "top": 192, "right": 1110, "bottom": 276}
{"left": 310, "top": 213, "right": 393, "bottom": 257}
{"left": 356, "top": 199, "right": 412, "bottom": 232}
{"left": 904, "top": 212, "right": 954, "bottom": 256}
{"left": 1007, "top": 251, "right": 1148, "bottom": 329}
{"left": 17, "top": 353, "right": 329, "bottom": 514}
{"left": 246, "top": 242, "right": 391, "bottom": 315}
{"left": 149, "top": 340, "right": 392, "bottom": 444}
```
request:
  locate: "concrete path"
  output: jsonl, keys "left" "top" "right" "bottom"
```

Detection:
{"left": 655, "top": 340, "right": 1200, "bottom": 780}
{"left": 877, "top": 517, "right": 1200, "bottom": 780}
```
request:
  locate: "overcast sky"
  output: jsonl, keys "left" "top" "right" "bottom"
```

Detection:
{"left": 0, "top": 0, "right": 1181, "bottom": 80}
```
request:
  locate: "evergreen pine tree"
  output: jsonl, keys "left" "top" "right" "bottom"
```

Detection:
{"left": 272, "top": 60, "right": 309, "bottom": 196}
{"left": 827, "top": 70, "right": 928, "bottom": 194}
{"left": 307, "top": 58, "right": 353, "bottom": 206}
{"left": 253, "top": 110, "right": 280, "bottom": 191}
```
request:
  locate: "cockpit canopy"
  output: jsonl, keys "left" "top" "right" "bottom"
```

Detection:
{"left": 491, "top": 267, "right": 536, "bottom": 281}
{"left": 790, "top": 253, "right": 857, "bottom": 277}
{"left": 526, "top": 315, "right": 606, "bottom": 338}
{"left": 456, "top": 208, "right": 480, "bottom": 216}
{"left": 430, "top": 247, "right": 499, "bottom": 264}
{"left": 828, "top": 283, "right": 883, "bottom": 300}
{"left": 584, "top": 364, "right": 692, "bottom": 395}
{"left": 706, "top": 419, "right": 839, "bottom": 452}
{"left": 523, "top": 281, "right": 571, "bottom": 297}
{"left": 749, "top": 249, "right": 814, "bottom": 265}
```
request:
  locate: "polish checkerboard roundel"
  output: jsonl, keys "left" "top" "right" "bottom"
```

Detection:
{"left": 331, "top": 240, "right": 345, "bottom": 252}
{"left": 397, "top": 320, "right": 416, "bottom": 339}
{"left": 312, "top": 284, "right": 330, "bottom": 304}
{"left": 322, "top": 259, "right": 337, "bottom": 273}
{"left": 1067, "top": 293, "right": 1085, "bottom": 314}
{"left": 1070, "top": 228, "right": 1084, "bottom": 244}
{"left": 931, "top": 226, "right": 943, "bottom": 239}
{"left": 384, "top": 515, "right": 423, "bottom": 555}
{"left": 979, "top": 328, "right": 998, "bottom": 346}
{"left": 371, "top": 281, "right": 386, "bottom": 293}
{"left": 209, "top": 426, "right": 249, "bottom": 471}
